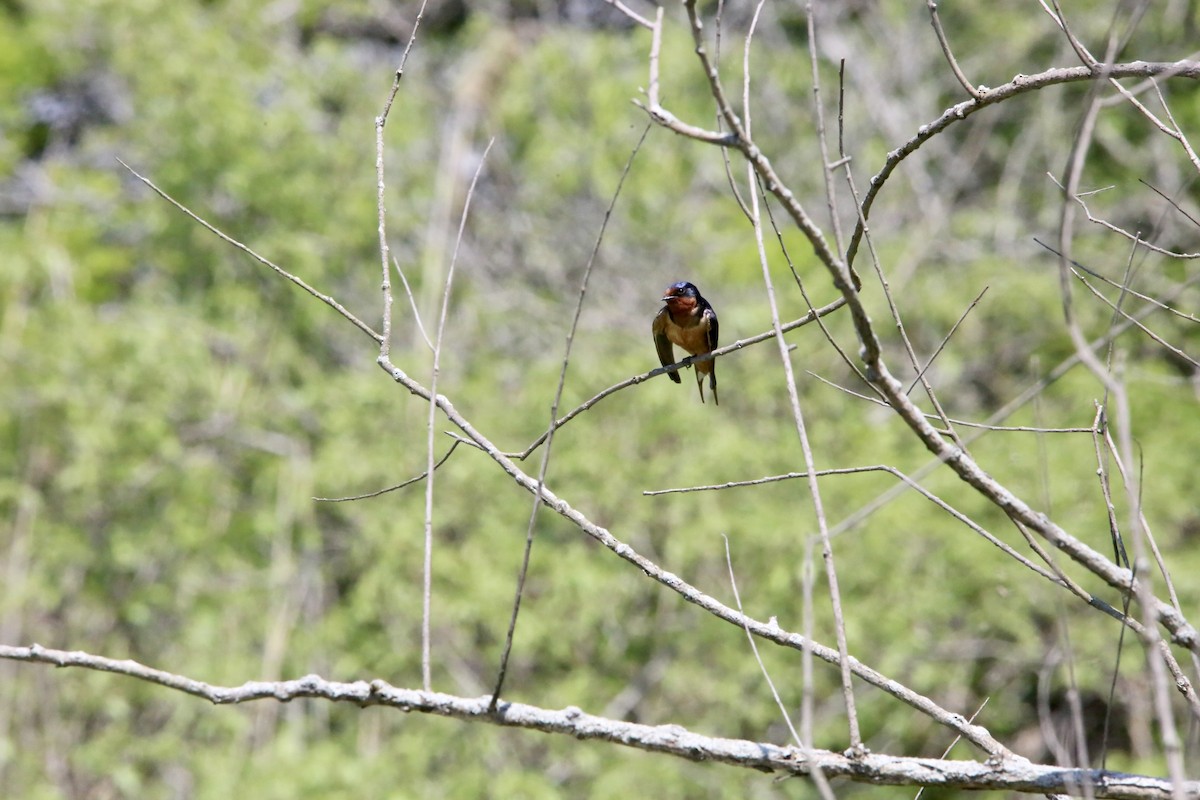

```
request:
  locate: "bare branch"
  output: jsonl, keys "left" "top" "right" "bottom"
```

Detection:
{"left": 647, "top": 464, "right": 1061, "bottom": 587}
{"left": 743, "top": 69, "right": 862, "bottom": 744}
{"left": 1050, "top": 187, "right": 1200, "bottom": 260}
{"left": 640, "top": 3, "right": 1198, "bottom": 650}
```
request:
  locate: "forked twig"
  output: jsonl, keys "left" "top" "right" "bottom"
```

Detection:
{"left": 845, "top": 59, "right": 1200, "bottom": 274}
{"left": 647, "top": 461, "right": 1137, "bottom": 631}
{"left": 636, "top": 0, "right": 1200, "bottom": 656}
{"left": 1047, "top": 181, "right": 1200, "bottom": 260}
{"left": 1072, "top": 270, "right": 1200, "bottom": 369}
{"left": 1033, "top": 237, "right": 1200, "bottom": 322}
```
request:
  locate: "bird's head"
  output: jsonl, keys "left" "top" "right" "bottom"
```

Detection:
{"left": 662, "top": 281, "right": 701, "bottom": 312}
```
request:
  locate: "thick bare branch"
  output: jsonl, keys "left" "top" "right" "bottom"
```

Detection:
{"left": 4, "top": 645, "right": 1197, "bottom": 798}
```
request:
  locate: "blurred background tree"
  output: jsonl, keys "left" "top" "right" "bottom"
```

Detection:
{"left": 1, "top": 0, "right": 1198, "bottom": 797}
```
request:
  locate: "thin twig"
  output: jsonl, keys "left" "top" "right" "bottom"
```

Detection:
{"left": 747, "top": 161, "right": 863, "bottom": 748}
{"left": 817, "top": 268, "right": 1198, "bottom": 546}
{"left": 915, "top": 698, "right": 990, "bottom": 800}
{"left": 1055, "top": 603, "right": 1094, "bottom": 788}
{"left": 723, "top": 538, "right": 836, "bottom": 799}
{"left": 806, "top": 3, "right": 849, "bottom": 264}
{"left": 393, "top": 255, "right": 433, "bottom": 351}
{"left": 926, "top": 0, "right": 982, "bottom": 99}
{"left": 710, "top": 0, "right": 752, "bottom": 219}
{"left": 857, "top": 186, "right": 966, "bottom": 449}
{"left": 421, "top": 139, "right": 494, "bottom": 691}
{"left": 647, "top": 458, "right": 1140, "bottom": 633}
{"left": 1094, "top": 404, "right": 1134, "bottom": 769}
{"left": 1034, "top": 237, "right": 1200, "bottom": 320}
{"left": 117, "top": 159, "right": 381, "bottom": 344}
{"left": 641, "top": 4, "right": 1200, "bottom": 654}
{"left": 1140, "top": 179, "right": 1200, "bottom": 230}
{"left": 1135, "top": 78, "right": 1200, "bottom": 173}
{"left": 1101, "top": 426, "right": 1192, "bottom": 641}
{"left": 375, "top": 0, "right": 429, "bottom": 359}
{"left": 1071, "top": 270, "right": 1200, "bottom": 369}
{"left": 648, "top": 464, "right": 1060, "bottom": 586}
{"left": 313, "top": 440, "right": 462, "bottom": 502}
{"left": 601, "top": 0, "right": 654, "bottom": 30}
{"left": 905, "top": 286, "right": 989, "bottom": 395}
{"left": 722, "top": 537, "right": 803, "bottom": 747}
{"left": 761, "top": 177, "right": 872, "bottom": 392}
{"left": 1046, "top": 182, "right": 1200, "bottom": 260}
{"left": 489, "top": 125, "right": 649, "bottom": 710}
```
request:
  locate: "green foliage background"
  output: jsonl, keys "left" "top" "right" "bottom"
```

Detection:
{"left": 1, "top": 0, "right": 1198, "bottom": 797}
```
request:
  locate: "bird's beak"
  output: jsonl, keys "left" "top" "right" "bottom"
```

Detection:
{"left": 661, "top": 294, "right": 672, "bottom": 302}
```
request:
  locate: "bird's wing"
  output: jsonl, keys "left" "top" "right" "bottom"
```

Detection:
{"left": 702, "top": 306, "right": 718, "bottom": 353}
{"left": 652, "top": 308, "right": 681, "bottom": 383}
{"left": 702, "top": 306, "right": 719, "bottom": 405}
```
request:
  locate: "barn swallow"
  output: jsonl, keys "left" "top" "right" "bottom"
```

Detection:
{"left": 652, "top": 281, "right": 719, "bottom": 405}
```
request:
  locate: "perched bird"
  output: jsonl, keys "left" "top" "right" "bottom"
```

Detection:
{"left": 652, "top": 281, "right": 719, "bottom": 405}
